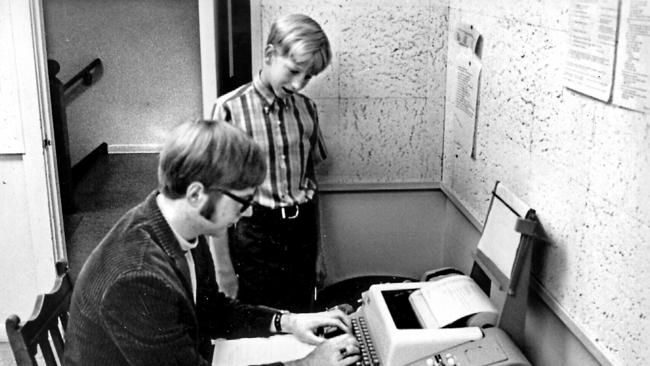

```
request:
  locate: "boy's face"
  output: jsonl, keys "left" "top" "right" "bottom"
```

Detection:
{"left": 263, "top": 47, "right": 314, "bottom": 99}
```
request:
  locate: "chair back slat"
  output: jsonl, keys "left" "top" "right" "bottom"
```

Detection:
{"left": 59, "top": 311, "right": 68, "bottom": 331}
{"left": 49, "top": 321, "right": 65, "bottom": 358}
{"left": 5, "top": 262, "right": 73, "bottom": 366}
{"left": 36, "top": 333, "right": 56, "bottom": 366}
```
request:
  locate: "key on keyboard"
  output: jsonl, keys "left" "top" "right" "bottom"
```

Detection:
{"left": 351, "top": 316, "right": 380, "bottom": 366}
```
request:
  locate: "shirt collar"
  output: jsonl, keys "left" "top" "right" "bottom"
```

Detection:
{"left": 170, "top": 226, "right": 198, "bottom": 253}
{"left": 253, "top": 72, "right": 288, "bottom": 114}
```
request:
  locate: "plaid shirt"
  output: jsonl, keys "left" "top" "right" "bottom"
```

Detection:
{"left": 211, "top": 74, "right": 327, "bottom": 209}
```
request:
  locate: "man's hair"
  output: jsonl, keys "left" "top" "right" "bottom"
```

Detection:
{"left": 266, "top": 13, "right": 331, "bottom": 76}
{"left": 158, "top": 119, "right": 266, "bottom": 199}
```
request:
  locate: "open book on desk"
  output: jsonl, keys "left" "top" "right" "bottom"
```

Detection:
{"left": 408, "top": 274, "right": 498, "bottom": 329}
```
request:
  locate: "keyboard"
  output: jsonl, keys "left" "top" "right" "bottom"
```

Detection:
{"left": 351, "top": 316, "right": 380, "bottom": 366}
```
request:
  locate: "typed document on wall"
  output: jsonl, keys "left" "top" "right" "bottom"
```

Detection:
{"left": 449, "top": 23, "right": 482, "bottom": 158}
{"left": 613, "top": 0, "right": 650, "bottom": 112}
{"left": 564, "top": 0, "right": 619, "bottom": 101}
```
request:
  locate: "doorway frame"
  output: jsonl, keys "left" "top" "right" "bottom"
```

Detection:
{"left": 26, "top": 0, "right": 67, "bottom": 265}
{"left": 198, "top": 0, "right": 218, "bottom": 118}
{"left": 198, "top": 0, "right": 262, "bottom": 117}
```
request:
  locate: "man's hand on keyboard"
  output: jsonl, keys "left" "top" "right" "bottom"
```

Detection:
{"left": 282, "top": 309, "right": 352, "bottom": 345}
{"left": 285, "top": 334, "right": 360, "bottom": 366}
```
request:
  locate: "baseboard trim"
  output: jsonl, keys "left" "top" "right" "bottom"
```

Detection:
{"left": 441, "top": 183, "right": 613, "bottom": 366}
{"left": 439, "top": 183, "right": 483, "bottom": 231}
{"left": 531, "top": 277, "right": 614, "bottom": 366}
{"left": 108, "top": 144, "right": 161, "bottom": 154}
{"left": 319, "top": 181, "right": 440, "bottom": 192}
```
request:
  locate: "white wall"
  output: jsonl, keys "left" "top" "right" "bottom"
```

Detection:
{"left": 1, "top": 0, "right": 59, "bottom": 342}
{"left": 254, "top": 0, "right": 448, "bottom": 186}
{"left": 43, "top": 0, "right": 202, "bottom": 164}
{"left": 256, "top": 0, "right": 639, "bottom": 363}
{"left": 320, "top": 190, "right": 446, "bottom": 284}
{"left": 443, "top": 1, "right": 650, "bottom": 364}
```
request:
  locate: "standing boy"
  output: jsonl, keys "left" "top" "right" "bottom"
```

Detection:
{"left": 211, "top": 13, "right": 331, "bottom": 312}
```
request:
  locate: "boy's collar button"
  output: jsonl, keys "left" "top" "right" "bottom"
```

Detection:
{"left": 263, "top": 106, "right": 270, "bottom": 114}
{"left": 275, "top": 99, "right": 289, "bottom": 111}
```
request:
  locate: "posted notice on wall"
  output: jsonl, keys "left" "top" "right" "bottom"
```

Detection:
{"left": 564, "top": 0, "right": 619, "bottom": 102}
{"left": 612, "top": 0, "right": 650, "bottom": 113}
{"left": 450, "top": 23, "right": 482, "bottom": 158}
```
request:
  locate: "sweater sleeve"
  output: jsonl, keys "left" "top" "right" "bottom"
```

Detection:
{"left": 193, "top": 239, "right": 278, "bottom": 340}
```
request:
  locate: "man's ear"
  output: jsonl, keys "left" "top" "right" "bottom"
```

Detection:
{"left": 185, "top": 182, "right": 206, "bottom": 206}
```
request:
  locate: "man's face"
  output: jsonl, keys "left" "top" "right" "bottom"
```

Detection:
{"left": 197, "top": 187, "right": 255, "bottom": 237}
{"left": 264, "top": 50, "right": 314, "bottom": 99}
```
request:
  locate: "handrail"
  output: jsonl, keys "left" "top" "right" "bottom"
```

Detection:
{"left": 46, "top": 57, "right": 105, "bottom": 214}
{"left": 63, "top": 58, "right": 102, "bottom": 91}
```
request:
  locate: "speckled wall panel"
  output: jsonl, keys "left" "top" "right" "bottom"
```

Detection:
{"left": 44, "top": 0, "right": 201, "bottom": 165}
{"left": 259, "top": 0, "right": 448, "bottom": 185}
{"left": 443, "top": 1, "right": 650, "bottom": 364}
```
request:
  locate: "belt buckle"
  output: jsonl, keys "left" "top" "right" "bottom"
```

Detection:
{"left": 280, "top": 205, "right": 300, "bottom": 219}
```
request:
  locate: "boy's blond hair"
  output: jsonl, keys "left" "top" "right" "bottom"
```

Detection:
{"left": 266, "top": 13, "right": 331, "bottom": 75}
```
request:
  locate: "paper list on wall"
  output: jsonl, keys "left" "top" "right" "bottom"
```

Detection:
{"left": 564, "top": 0, "right": 619, "bottom": 102}
{"left": 450, "top": 23, "right": 482, "bottom": 158}
{"left": 613, "top": 0, "right": 650, "bottom": 113}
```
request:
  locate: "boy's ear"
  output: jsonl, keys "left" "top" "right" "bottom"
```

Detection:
{"left": 264, "top": 44, "right": 276, "bottom": 63}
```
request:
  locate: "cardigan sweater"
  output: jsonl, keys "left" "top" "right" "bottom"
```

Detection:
{"left": 63, "top": 191, "right": 282, "bottom": 366}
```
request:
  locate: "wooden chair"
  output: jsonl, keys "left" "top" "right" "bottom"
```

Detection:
{"left": 5, "top": 262, "right": 73, "bottom": 366}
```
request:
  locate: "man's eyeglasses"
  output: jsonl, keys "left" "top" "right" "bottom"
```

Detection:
{"left": 218, "top": 189, "right": 256, "bottom": 213}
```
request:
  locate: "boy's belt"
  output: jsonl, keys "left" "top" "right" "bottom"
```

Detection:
{"left": 252, "top": 201, "right": 313, "bottom": 220}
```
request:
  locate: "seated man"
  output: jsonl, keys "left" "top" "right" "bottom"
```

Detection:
{"left": 63, "top": 119, "right": 359, "bottom": 366}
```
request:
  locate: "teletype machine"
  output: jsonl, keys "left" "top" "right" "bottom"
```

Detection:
{"left": 330, "top": 182, "right": 542, "bottom": 366}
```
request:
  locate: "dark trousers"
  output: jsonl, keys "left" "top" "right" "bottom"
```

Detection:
{"left": 228, "top": 200, "right": 318, "bottom": 313}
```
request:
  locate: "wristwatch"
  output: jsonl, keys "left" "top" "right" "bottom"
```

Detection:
{"left": 274, "top": 310, "right": 290, "bottom": 333}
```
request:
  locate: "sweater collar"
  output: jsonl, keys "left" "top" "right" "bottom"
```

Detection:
{"left": 142, "top": 191, "right": 186, "bottom": 260}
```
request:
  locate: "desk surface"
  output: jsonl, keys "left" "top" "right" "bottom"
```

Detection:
{"left": 212, "top": 334, "right": 314, "bottom": 366}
